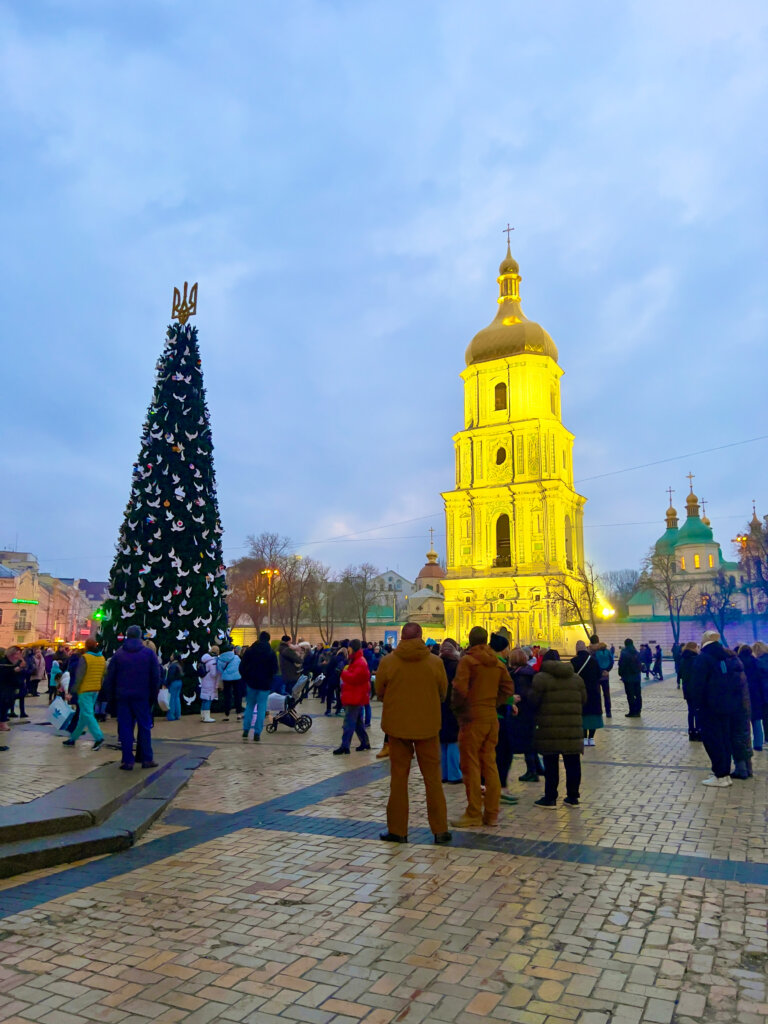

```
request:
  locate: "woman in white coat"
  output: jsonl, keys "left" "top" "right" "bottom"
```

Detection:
{"left": 199, "top": 646, "right": 220, "bottom": 722}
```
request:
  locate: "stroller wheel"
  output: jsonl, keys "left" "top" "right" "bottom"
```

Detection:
{"left": 296, "top": 715, "right": 312, "bottom": 733}
{"left": 265, "top": 722, "right": 277, "bottom": 733}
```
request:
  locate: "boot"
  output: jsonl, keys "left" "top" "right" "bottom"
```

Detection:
{"left": 201, "top": 711, "right": 216, "bottom": 723}
{"left": 376, "top": 743, "right": 390, "bottom": 759}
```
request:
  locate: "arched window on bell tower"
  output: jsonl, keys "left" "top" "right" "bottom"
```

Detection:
{"left": 494, "top": 382, "right": 507, "bottom": 411}
{"left": 495, "top": 514, "right": 511, "bottom": 567}
{"left": 564, "top": 514, "right": 573, "bottom": 570}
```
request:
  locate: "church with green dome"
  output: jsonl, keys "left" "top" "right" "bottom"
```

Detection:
{"left": 628, "top": 481, "right": 740, "bottom": 621}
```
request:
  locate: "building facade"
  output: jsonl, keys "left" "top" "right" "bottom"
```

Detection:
{"left": 443, "top": 245, "right": 586, "bottom": 645}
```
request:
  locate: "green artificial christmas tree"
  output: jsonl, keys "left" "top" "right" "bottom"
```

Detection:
{"left": 100, "top": 283, "right": 228, "bottom": 662}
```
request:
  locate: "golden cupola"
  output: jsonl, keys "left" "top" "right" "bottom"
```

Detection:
{"left": 464, "top": 243, "right": 558, "bottom": 366}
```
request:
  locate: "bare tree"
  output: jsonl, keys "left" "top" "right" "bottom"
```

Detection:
{"left": 545, "top": 562, "right": 601, "bottom": 640}
{"left": 602, "top": 568, "right": 641, "bottom": 618}
{"left": 273, "top": 556, "right": 324, "bottom": 641}
{"left": 306, "top": 564, "right": 339, "bottom": 644}
{"left": 697, "top": 571, "right": 742, "bottom": 645}
{"left": 339, "top": 562, "right": 380, "bottom": 641}
{"left": 226, "top": 556, "right": 269, "bottom": 631}
{"left": 639, "top": 548, "right": 697, "bottom": 644}
{"left": 247, "top": 531, "right": 291, "bottom": 566}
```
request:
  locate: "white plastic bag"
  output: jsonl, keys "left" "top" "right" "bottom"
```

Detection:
{"left": 49, "top": 695, "right": 73, "bottom": 731}
{"left": 157, "top": 686, "right": 170, "bottom": 712}
{"left": 59, "top": 670, "right": 70, "bottom": 694}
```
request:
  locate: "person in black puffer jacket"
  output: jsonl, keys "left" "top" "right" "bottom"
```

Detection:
{"left": 678, "top": 642, "right": 700, "bottom": 740}
{"left": 530, "top": 650, "right": 586, "bottom": 807}
{"left": 691, "top": 631, "right": 751, "bottom": 784}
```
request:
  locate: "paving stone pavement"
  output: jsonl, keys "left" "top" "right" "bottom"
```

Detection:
{"left": 0, "top": 676, "right": 766, "bottom": 1024}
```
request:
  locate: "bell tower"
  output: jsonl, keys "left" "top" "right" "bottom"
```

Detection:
{"left": 442, "top": 245, "right": 586, "bottom": 645}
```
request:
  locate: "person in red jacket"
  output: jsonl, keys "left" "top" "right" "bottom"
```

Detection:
{"left": 334, "top": 639, "right": 372, "bottom": 755}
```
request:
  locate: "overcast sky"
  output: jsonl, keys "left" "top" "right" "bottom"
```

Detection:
{"left": 1, "top": 0, "right": 766, "bottom": 583}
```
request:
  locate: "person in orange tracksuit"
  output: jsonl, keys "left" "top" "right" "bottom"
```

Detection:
{"left": 451, "top": 626, "right": 514, "bottom": 828}
{"left": 374, "top": 623, "right": 452, "bottom": 846}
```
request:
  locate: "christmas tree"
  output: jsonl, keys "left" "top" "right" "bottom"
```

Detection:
{"left": 100, "top": 283, "right": 229, "bottom": 662}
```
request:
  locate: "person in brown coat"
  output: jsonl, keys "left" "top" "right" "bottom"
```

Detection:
{"left": 374, "top": 623, "right": 452, "bottom": 845}
{"left": 530, "top": 650, "right": 587, "bottom": 807}
{"left": 451, "top": 626, "right": 514, "bottom": 827}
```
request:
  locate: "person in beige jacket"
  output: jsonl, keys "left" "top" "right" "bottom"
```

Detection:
{"left": 375, "top": 623, "right": 451, "bottom": 845}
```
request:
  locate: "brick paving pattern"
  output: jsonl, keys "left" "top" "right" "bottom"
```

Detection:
{"left": 0, "top": 676, "right": 766, "bottom": 1023}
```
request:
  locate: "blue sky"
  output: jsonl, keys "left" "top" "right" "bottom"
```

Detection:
{"left": 1, "top": 0, "right": 767, "bottom": 583}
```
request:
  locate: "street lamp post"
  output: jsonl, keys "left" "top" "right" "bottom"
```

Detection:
{"left": 261, "top": 567, "right": 281, "bottom": 627}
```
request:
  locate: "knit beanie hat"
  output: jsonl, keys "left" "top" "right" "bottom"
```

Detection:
{"left": 489, "top": 633, "right": 509, "bottom": 653}
{"left": 126, "top": 625, "right": 142, "bottom": 639}
{"left": 701, "top": 630, "right": 720, "bottom": 647}
{"left": 468, "top": 626, "right": 488, "bottom": 647}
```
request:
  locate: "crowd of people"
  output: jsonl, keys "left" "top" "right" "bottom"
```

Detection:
{"left": 1, "top": 623, "right": 765, "bottom": 830}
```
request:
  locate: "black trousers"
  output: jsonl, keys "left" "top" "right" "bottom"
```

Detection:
{"left": 699, "top": 713, "right": 732, "bottom": 777}
{"left": 543, "top": 753, "right": 581, "bottom": 801}
{"left": 222, "top": 680, "right": 243, "bottom": 716}
{"left": 623, "top": 679, "right": 642, "bottom": 715}
{"left": 600, "top": 675, "right": 611, "bottom": 715}
{"left": 325, "top": 680, "right": 341, "bottom": 713}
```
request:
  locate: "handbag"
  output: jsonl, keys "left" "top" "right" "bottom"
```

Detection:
{"left": 48, "top": 695, "right": 71, "bottom": 728}
{"left": 157, "top": 686, "right": 171, "bottom": 712}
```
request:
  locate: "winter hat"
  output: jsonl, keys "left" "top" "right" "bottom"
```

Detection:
{"left": 701, "top": 630, "right": 720, "bottom": 647}
{"left": 126, "top": 625, "right": 142, "bottom": 639}
{"left": 489, "top": 633, "right": 509, "bottom": 654}
{"left": 439, "top": 639, "right": 460, "bottom": 660}
{"left": 468, "top": 626, "right": 488, "bottom": 647}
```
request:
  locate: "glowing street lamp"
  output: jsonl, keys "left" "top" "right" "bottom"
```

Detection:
{"left": 260, "top": 567, "right": 281, "bottom": 626}
{"left": 600, "top": 606, "right": 615, "bottom": 619}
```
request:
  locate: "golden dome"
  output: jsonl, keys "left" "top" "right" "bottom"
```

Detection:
{"left": 686, "top": 491, "right": 699, "bottom": 507}
{"left": 465, "top": 245, "right": 558, "bottom": 366}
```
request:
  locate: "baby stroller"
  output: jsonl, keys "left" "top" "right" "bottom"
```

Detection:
{"left": 266, "top": 675, "right": 312, "bottom": 733}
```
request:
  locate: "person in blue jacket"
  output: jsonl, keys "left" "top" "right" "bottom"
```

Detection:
{"left": 217, "top": 643, "right": 242, "bottom": 722}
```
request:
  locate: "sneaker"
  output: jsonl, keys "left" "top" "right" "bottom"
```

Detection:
{"left": 702, "top": 775, "right": 731, "bottom": 787}
{"left": 500, "top": 793, "right": 519, "bottom": 804}
{"left": 563, "top": 797, "right": 580, "bottom": 806}
{"left": 379, "top": 831, "right": 407, "bottom": 843}
{"left": 518, "top": 771, "right": 539, "bottom": 782}
{"left": 534, "top": 797, "right": 557, "bottom": 807}
{"left": 433, "top": 832, "right": 452, "bottom": 845}
{"left": 333, "top": 746, "right": 350, "bottom": 755}
{"left": 62, "top": 739, "right": 76, "bottom": 746}
{"left": 93, "top": 739, "right": 104, "bottom": 751}
{"left": 242, "top": 732, "right": 249, "bottom": 741}
{"left": 450, "top": 815, "right": 483, "bottom": 828}
{"left": 324, "top": 711, "right": 332, "bottom": 717}
{"left": 253, "top": 733, "right": 260, "bottom": 742}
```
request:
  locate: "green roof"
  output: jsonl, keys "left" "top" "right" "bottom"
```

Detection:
{"left": 654, "top": 527, "right": 679, "bottom": 555}
{"left": 676, "top": 516, "right": 714, "bottom": 545}
{"left": 628, "top": 589, "right": 657, "bottom": 606}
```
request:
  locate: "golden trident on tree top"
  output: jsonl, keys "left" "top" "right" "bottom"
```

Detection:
{"left": 172, "top": 282, "right": 198, "bottom": 325}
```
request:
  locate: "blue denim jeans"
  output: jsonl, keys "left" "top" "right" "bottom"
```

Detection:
{"left": 753, "top": 718, "right": 764, "bottom": 750}
{"left": 243, "top": 687, "right": 269, "bottom": 736}
{"left": 440, "top": 741, "right": 461, "bottom": 782}
{"left": 340, "top": 705, "right": 369, "bottom": 750}
{"left": 167, "top": 679, "right": 182, "bottom": 721}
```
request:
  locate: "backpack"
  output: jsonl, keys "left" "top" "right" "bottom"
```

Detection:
{"left": 594, "top": 648, "right": 613, "bottom": 672}
{"left": 196, "top": 659, "right": 208, "bottom": 679}
{"left": 318, "top": 649, "right": 332, "bottom": 670}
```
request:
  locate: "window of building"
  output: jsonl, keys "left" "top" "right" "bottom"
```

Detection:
{"left": 681, "top": 556, "right": 686, "bottom": 570}
{"left": 564, "top": 515, "right": 573, "bottom": 570}
{"left": 0, "top": 609, "right": 3, "bottom": 625}
{"left": 496, "top": 447, "right": 506, "bottom": 465}
{"left": 550, "top": 388, "right": 557, "bottom": 415}
{"left": 694, "top": 553, "right": 701, "bottom": 569}
{"left": 495, "top": 514, "right": 511, "bottom": 567}
{"left": 708, "top": 554, "right": 714, "bottom": 568}
{"left": 494, "top": 382, "right": 507, "bottom": 411}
